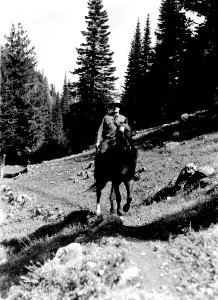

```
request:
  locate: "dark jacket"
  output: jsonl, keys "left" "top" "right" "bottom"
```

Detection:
{"left": 96, "top": 113, "right": 126, "bottom": 144}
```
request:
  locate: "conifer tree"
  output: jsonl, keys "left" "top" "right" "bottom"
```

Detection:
{"left": 181, "top": 0, "right": 218, "bottom": 107}
{"left": 26, "top": 71, "right": 51, "bottom": 151}
{"left": 142, "top": 15, "right": 153, "bottom": 77}
{"left": 122, "top": 20, "right": 143, "bottom": 128}
{"left": 152, "top": 0, "right": 190, "bottom": 121}
{"left": 0, "top": 23, "right": 53, "bottom": 163}
{"left": 140, "top": 14, "right": 155, "bottom": 127}
{"left": 72, "top": 0, "right": 117, "bottom": 147}
{"left": 61, "top": 73, "right": 71, "bottom": 116}
{"left": 0, "top": 23, "right": 37, "bottom": 159}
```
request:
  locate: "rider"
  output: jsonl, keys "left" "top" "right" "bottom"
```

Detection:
{"left": 95, "top": 98, "right": 127, "bottom": 178}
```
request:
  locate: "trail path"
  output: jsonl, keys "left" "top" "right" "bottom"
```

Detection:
{"left": 124, "top": 238, "right": 179, "bottom": 298}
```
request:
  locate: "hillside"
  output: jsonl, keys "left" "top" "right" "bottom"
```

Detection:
{"left": 1, "top": 113, "right": 218, "bottom": 299}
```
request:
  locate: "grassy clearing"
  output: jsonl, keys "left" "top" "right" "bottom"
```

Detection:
{"left": 1, "top": 128, "right": 218, "bottom": 299}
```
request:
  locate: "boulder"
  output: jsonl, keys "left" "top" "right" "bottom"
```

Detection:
{"left": 181, "top": 113, "right": 189, "bottom": 121}
{"left": 165, "top": 142, "right": 180, "bottom": 151}
{"left": 53, "top": 243, "right": 83, "bottom": 267}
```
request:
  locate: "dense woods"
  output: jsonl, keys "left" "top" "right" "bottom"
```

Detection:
{"left": 0, "top": 0, "right": 217, "bottom": 163}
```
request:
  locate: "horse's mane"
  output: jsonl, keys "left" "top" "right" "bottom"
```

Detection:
{"left": 115, "top": 123, "right": 135, "bottom": 152}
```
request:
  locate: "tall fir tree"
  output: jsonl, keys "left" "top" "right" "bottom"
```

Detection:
{"left": 26, "top": 71, "right": 51, "bottom": 151}
{"left": 72, "top": 0, "right": 117, "bottom": 147}
{"left": 152, "top": 0, "right": 191, "bottom": 121}
{"left": 60, "top": 73, "right": 72, "bottom": 137}
{"left": 0, "top": 23, "right": 37, "bottom": 160}
{"left": 0, "top": 23, "right": 53, "bottom": 163}
{"left": 61, "top": 73, "right": 71, "bottom": 117}
{"left": 142, "top": 15, "right": 153, "bottom": 77}
{"left": 181, "top": 0, "right": 218, "bottom": 108}
{"left": 140, "top": 14, "right": 155, "bottom": 128}
{"left": 122, "top": 20, "right": 143, "bottom": 129}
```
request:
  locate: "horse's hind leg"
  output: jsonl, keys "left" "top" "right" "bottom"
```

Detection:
{"left": 123, "top": 180, "right": 133, "bottom": 213}
{"left": 113, "top": 183, "right": 122, "bottom": 216}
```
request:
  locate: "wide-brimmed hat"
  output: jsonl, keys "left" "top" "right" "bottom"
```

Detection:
{"left": 107, "top": 99, "right": 123, "bottom": 107}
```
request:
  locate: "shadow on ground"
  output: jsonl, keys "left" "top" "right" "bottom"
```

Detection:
{"left": 1, "top": 210, "right": 95, "bottom": 254}
{"left": 1, "top": 188, "right": 218, "bottom": 256}
{"left": 1, "top": 189, "right": 218, "bottom": 297}
{"left": 123, "top": 193, "right": 218, "bottom": 240}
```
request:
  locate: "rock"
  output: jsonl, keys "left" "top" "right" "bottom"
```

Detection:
{"left": 86, "top": 261, "right": 97, "bottom": 269}
{"left": 137, "top": 167, "right": 147, "bottom": 173}
{"left": 0, "top": 185, "right": 8, "bottom": 192}
{"left": 172, "top": 131, "right": 180, "bottom": 140}
{"left": 121, "top": 266, "right": 140, "bottom": 283}
{"left": 133, "top": 173, "right": 141, "bottom": 181}
{"left": 198, "top": 165, "right": 215, "bottom": 176}
{"left": 181, "top": 113, "right": 189, "bottom": 121}
{"left": 0, "top": 258, "right": 8, "bottom": 265}
{"left": 54, "top": 243, "right": 83, "bottom": 267}
{"left": 165, "top": 142, "right": 180, "bottom": 151}
{"left": 185, "top": 162, "right": 198, "bottom": 173}
{"left": 16, "top": 193, "right": 30, "bottom": 206}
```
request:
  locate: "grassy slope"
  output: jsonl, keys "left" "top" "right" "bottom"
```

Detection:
{"left": 1, "top": 119, "right": 218, "bottom": 299}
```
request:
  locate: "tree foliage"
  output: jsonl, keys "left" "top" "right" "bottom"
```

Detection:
{"left": 71, "top": 0, "right": 118, "bottom": 147}
{"left": 122, "top": 20, "right": 143, "bottom": 128}
{"left": 0, "top": 23, "right": 51, "bottom": 163}
{"left": 150, "top": 0, "right": 191, "bottom": 121}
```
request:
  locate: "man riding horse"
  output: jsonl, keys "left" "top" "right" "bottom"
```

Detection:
{"left": 95, "top": 98, "right": 127, "bottom": 179}
{"left": 93, "top": 99, "right": 137, "bottom": 216}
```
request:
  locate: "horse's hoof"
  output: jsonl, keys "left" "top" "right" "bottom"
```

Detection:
{"left": 123, "top": 203, "right": 130, "bottom": 212}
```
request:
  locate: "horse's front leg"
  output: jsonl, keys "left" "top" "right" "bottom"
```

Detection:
{"left": 123, "top": 180, "right": 133, "bottom": 213}
{"left": 109, "top": 184, "right": 115, "bottom": 214}
{"left": 96, "top": 188, "right": 102, "bottom": 216}
{"left": 113, "top": 183, "right": 122, "bottom": 216}
{"left": 96, "top": 180, "right": 108, "bottom": 216}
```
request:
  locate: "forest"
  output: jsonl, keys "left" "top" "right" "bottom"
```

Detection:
{"left": 0, "top": 0, "right": 217, "bottom": 164}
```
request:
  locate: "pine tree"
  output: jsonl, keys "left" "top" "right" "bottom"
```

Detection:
{"left": 27, "top": 72, "right": 51, "bottom": 152}
{"left": 60, "top": 73, "right": 72, "bottom": 134}
{"left": 181, "top": 0, "right": 218, "bottom": 107}
{"left": 72, "top": 0, "right": 117, "bottom": 147}
{"left": 122, "top": 20, "right": 143, "bottom": 128}
{"left": 140, "top": 14, "right": 155, "bottom": 128}
{"left": 142, "top": 15, "right": 153, "bottom": 77}
{"left": 152, "top": 0, "right": 191, "bottom": 121}
{"left": 0, "top": 23, "right": 37, "bottom": 160}
{"left": 61, "top": 73, "right": 71, "bottom": 116}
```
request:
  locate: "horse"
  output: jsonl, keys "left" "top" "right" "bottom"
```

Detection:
{"left": 93, "top": 123, "right": 138, "bottom": 216}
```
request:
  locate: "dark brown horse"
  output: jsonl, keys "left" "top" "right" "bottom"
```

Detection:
{"left": 94, "top": 123, "right": 138, "bottom": 216}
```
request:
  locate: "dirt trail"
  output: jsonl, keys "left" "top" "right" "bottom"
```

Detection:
{"left": 125, "top": 239, "right": 179, "bottom": 295}
{"left": 0, "top": 157, "right": 182, "bottom": 299}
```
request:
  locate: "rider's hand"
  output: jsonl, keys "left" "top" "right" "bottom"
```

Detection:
{"left": 95, "top": 143, "right": 100, "bottom": 150}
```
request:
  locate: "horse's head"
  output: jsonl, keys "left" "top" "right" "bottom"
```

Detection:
{"left": 116, "top": 123, "right": 133, "bottom": 151}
